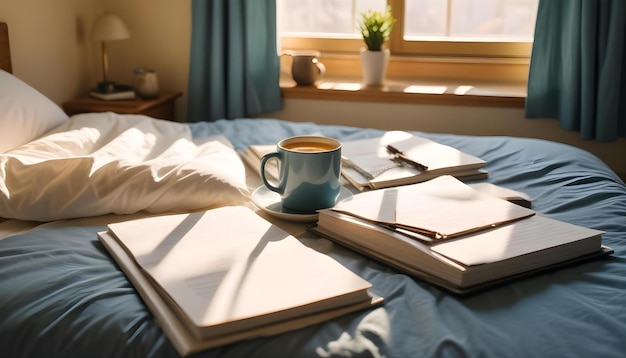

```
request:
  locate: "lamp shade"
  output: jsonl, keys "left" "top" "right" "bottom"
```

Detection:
{"left": 91, "top": 13, "right": 130, "bottom": 42}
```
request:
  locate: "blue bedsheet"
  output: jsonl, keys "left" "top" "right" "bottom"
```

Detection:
{"left": 1, "top": 118, "right": 625, "bottom": 358}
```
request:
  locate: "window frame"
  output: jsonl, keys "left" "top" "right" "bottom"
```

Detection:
{"left": 388, "top": 0, "right": 534, "bottom": 58}
{"left": 279, "top": 0, "right": 535, "bottom": 85}
{"left": 281, "top": 0, "right": 534, "bottom": 58}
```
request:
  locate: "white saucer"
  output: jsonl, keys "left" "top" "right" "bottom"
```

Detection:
{"left": 251, "top": 186, "right": 353, "bottom": 223}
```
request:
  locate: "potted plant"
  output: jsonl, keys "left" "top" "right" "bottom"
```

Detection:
{"left": 358, "top": 6, "right": 396, "bottom": 86}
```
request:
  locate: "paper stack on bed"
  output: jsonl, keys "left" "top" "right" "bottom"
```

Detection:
{"left": 241, "top": 143, "right": 279, "bottom": 180}
{"left": 98, "top": 206, "right": 382, "bottom": 356}
{"left": 340, "top": 131, "right": 488, "bottom": 190}
{"left": 240, "top": 131, "right": 488, "bottom": 191}
{"left": 310, "top": 175, "right": 612, "bottom": 295}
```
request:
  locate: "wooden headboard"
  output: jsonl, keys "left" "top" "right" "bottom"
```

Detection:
{"left": 0, "top": 22, "right": 12, "bottom": 73}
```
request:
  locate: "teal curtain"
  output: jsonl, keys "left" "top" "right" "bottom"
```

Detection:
{"left": 187, "top": 0, "right": 282, "bottom": 122}
{"left": 526, "top": 0, "right": 626, "bottom": 142}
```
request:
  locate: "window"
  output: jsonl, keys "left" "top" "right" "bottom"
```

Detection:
{"left": 278, "top": 0, "right": 538, "bottom": 58}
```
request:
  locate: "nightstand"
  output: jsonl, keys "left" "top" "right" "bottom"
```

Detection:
{"left": 62, "top": 91, "right": 183, "bottom": 122}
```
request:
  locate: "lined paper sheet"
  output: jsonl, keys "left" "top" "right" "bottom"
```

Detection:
{"left": 431, "top": 215, "right": 603, "bottom": 265}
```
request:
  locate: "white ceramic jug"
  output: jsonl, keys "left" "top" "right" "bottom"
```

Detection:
{"left": 133, "top": 68, "right": 159, "bottom": 98}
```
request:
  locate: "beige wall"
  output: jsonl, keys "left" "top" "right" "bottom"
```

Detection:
{"left": 0, "top": 0, "right": 94, "bottom": 104}
{"left": 0, "top": 0, "right": 624, "bottom": 178}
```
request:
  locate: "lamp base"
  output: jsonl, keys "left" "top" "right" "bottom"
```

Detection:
{"left": 95, "top": 81, "right": 134, "bottom": 95}
{"left": 95, "top": 81, "right": 118, "bottom": 94}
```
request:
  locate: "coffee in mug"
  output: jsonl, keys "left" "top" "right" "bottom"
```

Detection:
{"left": 260, "top": 136, "right": 342, "bottom": 213}
{"left": 282, "top": 141, "right": 337, "bottom": 152}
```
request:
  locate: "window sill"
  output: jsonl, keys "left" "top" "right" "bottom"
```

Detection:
{"left": 279, "top": 54, "right": 528, "bottom": 108}
{"left": 280, "top": 78, "right": 526, "bottom": 108}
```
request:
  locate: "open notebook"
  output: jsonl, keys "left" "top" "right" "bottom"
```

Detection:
{"left": 340, "top": 131, "right": 488, "bottom": 190}
{"left": 99, "top": 206, "right": 382, "bottom": 355}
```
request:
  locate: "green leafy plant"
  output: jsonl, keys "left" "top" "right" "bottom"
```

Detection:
{"left": 358, "top": 6, "right": 397, "bottom": 51}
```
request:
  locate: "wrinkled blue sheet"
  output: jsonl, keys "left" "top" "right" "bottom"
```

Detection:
{"left": 1, "top": 118, "right": 625, "bottom": 358}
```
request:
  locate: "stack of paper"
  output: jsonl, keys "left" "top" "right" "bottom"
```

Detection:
{"left": 332, "top": 175, "right": 536, "bottom": 240}
{"left": 311, "top": 176, "right": 611, "bottom": 294}
{"left": 341, "top": 131, "right": 488, "bottom": 190}
{"left": 98, "top": 206, "right": 382, "bottom": 355}
{"left": 241, "top": 144, "right": 278, "bottom": 180}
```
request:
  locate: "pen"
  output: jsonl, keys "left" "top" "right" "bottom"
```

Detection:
{"left": 385, "top": 144, "right": 429, "bottom": 171}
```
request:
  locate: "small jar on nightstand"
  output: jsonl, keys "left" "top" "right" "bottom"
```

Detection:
{"left": 133, "top": 68, "right": 160, "bottom": 99}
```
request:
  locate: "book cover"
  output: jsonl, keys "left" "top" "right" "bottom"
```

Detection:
{"left": 90, "top": 86, "right": 136, "bottom": 100}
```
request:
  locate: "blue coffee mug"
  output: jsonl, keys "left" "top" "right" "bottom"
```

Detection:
{"left": 260, "top": 136, "right": 342, "bottom": 213}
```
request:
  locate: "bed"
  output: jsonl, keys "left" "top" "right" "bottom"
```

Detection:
{"left": 1, "top": 23, "right": 626, "bottom": 358}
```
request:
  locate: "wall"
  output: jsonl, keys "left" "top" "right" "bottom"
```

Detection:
{"left": 0, "top": 1, "right": 624, "bottom": 178}
{"left": 0, "top": 0, "right": 94, "bottom": 104}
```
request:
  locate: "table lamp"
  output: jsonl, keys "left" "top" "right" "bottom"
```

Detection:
{"left": 91, "top": 13, "right": 130, "bottom": 93}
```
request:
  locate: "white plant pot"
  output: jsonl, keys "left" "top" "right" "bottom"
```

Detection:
{"left": 360, "top": 48, "right": 390, "bottom": 87}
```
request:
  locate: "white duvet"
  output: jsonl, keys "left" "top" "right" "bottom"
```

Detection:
{"left": 0, "top": 113, "right": 249, "bottom": 221}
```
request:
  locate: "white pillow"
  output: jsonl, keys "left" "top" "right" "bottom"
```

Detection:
{"left": 0, "top": 70, "right": 69, "bottom": 153}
